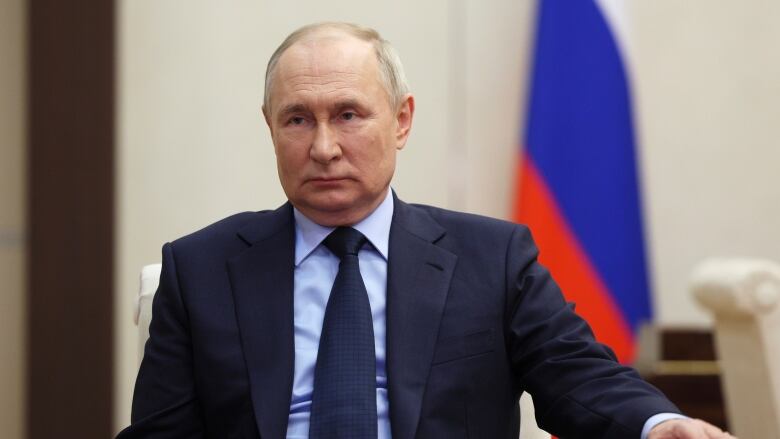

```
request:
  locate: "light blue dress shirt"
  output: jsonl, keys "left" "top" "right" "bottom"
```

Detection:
{"left": 283, "top": 189, "right": 681, "bottom": 438}
{"left": 286, "top": 189, "right": 393, "bottom": 439}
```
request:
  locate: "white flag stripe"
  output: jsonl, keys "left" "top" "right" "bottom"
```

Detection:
{"left": 594, "top": 0, "right": 637, "bottom": 77}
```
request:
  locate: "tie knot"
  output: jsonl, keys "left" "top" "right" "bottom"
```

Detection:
{"left": 323, "top": 227, "right": 367, "bottom": 259}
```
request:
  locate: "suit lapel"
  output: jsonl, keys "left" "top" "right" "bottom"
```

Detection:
{"left": 228, "top": 204, "right": 295, "bottom": 439}
{"left": 386, "top": 198, "right": 457, "bottom": 439}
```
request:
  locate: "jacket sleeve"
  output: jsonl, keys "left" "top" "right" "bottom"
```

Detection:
{"left": 116, "top": 243, "right": 206, "bottom": 438}
{"left": 504, "top": 225, "right": 680, "bottom": 439}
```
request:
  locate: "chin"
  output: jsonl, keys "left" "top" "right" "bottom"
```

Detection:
{"left": 295, "top": 192, "right": 379, "bottom": 226}
{"left": 295, "top": 192, "right": 355, "bottom": 214}
{"left": 308, "top": 190, "right": 356, "bottom": 210}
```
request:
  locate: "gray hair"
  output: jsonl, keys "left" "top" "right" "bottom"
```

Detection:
{"left": 263, "top": 22, "right": 409, "bottom": 111}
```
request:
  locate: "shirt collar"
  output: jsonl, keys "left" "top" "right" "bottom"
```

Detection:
{"left": 293, "top": 189, "right": 394, "bottom": 266}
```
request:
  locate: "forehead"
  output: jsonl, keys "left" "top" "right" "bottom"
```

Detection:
{"left": 284, "top": 31, "right": 376, "bottom": 68}
{"left": 270, "top": 33, "right": 386, "bottom": 109}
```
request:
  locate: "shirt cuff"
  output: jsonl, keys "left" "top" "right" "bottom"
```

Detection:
{"left": 641, "top": 413, "right": 689, "bottom": 439}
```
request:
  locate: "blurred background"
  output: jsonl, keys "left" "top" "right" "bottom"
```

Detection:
{"left": 2, "top": 0, "right": 779, "bottom": 437}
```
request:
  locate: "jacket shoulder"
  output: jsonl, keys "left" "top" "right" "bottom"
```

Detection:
{"left": 173, "top": 211, "right": 255, "bottom": 244}
{"left": 168, "top": 208, "right": 285, "bottom": 256}
{"left": 407, "top": 202, "right": 529, "bottom": 239}
{"left": 401, "top": 202, "right": 538, "bottom": 266}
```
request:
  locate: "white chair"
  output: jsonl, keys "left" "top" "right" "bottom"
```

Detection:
{"left": 135, "top": 263, "right": 162, "bottom": 365}
{"left": 691, "top": 258, "right": 780, "bottom": 439}
{"left": 134, "top": 264, "right": 549, "bottom": 438}
{"left": 519, "top": 392, "right": 551, "bottom": 439}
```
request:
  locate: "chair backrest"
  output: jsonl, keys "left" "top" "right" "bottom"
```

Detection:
{"left": 136, "top": 263, "right": 162, "bottom": 365}
{"left": 134, "top": 264, "right": 550, "bottom": 438}
{"left": 519, "top": 392, "right": 551, "bottom": 439}
{"left": 692, "top": 258, "right": 780, "bottom": 439}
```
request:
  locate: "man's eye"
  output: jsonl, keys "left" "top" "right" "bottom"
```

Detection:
{"left": 340, "top": 112, "right": 356, "bottom": 121}
{"left": 289, "top": 116, "right": 305, "bottom": 125}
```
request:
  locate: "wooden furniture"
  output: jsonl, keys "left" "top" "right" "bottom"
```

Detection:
{"left": 635, "top": 325, "right": 727, "bottom": 430}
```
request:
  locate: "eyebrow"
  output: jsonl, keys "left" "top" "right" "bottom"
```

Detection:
{"left": 278, "top": 103, "right": 309, "bottom": 118}
{"left": 277, "top": 99, "right": 365, "bottom": 118}
{"left": 333, "top": 99, "right": 362, "bottom": 110}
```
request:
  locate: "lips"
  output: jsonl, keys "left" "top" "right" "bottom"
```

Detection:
{"left": 306, "top": 177, "right": 353, "bottom": 189}
{"left": 308, "top": 176, "right": 350, "bottom": 183}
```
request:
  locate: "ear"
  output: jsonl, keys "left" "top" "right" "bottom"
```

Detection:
{"left": 394, "top": 93, "right": 415, "bottom": 150}
{"left": 262, "top": 105, "right": 273, "bottom": 136}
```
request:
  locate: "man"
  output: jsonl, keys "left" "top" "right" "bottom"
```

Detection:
{"left": 118, "top": 23, "right": 735, "bottom": 438}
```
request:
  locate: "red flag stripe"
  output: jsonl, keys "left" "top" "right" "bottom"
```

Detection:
{"left": 513, "top": 154, "right": 635, "bottom": 363}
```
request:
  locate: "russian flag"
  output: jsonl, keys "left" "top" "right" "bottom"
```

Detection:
{"left": 512, "top": 0, "right": 650, "bottom": 364}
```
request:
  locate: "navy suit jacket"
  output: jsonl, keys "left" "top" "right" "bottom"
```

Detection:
{"left": 118, "top": 196, "right": 679, "bottom": 439}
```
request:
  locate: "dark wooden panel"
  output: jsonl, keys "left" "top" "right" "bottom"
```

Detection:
{"left": 661, "top": 328, "right": 717, "bottom": 361}
{"left": 27, "top": 0, "right": 115, "bottom": 437}
{"left": 638, "top": 326, "right": 728, "bottom": 431}
{"left": 646, "top": 374, "right": 728, "bottom": 431}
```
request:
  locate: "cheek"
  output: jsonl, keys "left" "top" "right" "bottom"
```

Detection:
{"left": 351, "top": 136, "right": 396, "bottom": 180}
{"left": 344, "top": 126, "right": 387, "bottom": 158}
{"left": 274, "top": 137, "right": 309, "bottom": 172}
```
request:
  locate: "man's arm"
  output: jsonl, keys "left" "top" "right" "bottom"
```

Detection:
{"left": 504, "top": 225, "right": 680, "bottom": 438}
{"left": 505, "top": 226, "right": 738, "bottom": 439}
{"left": 116, "top": 243, "right": 206, "bottom": 438}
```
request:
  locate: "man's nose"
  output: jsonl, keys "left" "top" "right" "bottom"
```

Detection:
{"left": 310, "top": 122, "right": 341, "bottom": 164}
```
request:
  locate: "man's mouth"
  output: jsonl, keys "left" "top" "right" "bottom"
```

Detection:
{"left": 307, "top": 176, "right": 351, "bottom": 186}
{"left": 309, "top": 176, "right": 350, "bottom": 182}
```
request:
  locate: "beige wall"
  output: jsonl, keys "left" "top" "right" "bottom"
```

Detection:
{"left": 0, "top": 0, "right": 26, "bottom": 437}
{"left": 629, "top": 1, "right": 780, "bottom": 325}
{"left": 115, "top": 0, "right": 780, "bottom": 432}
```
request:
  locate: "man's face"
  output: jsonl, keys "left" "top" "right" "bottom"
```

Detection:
{"left": 264, "top": 33, "right": 414, "bottom": 226}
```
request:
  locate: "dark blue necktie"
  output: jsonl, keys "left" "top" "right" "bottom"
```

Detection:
{"left": 309, "top": 227, "right": 377, "bottom": 439}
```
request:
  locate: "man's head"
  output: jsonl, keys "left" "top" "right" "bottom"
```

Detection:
{"left": 262, "top": 23, "right": 415, "bottom": 226}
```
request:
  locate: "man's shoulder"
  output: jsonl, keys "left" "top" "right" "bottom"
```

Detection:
{"left": 401, "top": 201, "right": 539, "bottom": 272}
{"left": 169, "top": 205, "right": 289, "bottom": 252}
{"left": 400, "top": 201, "right": 536, "bottom": 258}
{"left": 404, "top": 201, "right": 528, "bottom": 237}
